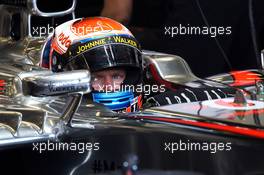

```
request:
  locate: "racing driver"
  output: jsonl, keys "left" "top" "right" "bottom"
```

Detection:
{"left": 40, "top": 17, "right": 234, "bottom": 112}
{"left": 41, "top": 17, "right": 143, "bottom": 112}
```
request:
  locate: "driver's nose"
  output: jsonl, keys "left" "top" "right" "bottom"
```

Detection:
{"left": 104, "top": 76, "right": 114, "bottom": 91}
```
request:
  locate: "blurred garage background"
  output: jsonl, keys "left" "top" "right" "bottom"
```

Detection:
{"left": 2, "top": 0, "right": 264, "bottom": 78}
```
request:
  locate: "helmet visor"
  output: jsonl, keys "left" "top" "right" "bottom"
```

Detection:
{"left": 65, "top": 44, "right": 142, "bottom": 72}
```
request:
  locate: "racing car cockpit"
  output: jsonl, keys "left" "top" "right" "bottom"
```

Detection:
{"left": 1, "top": 1, "right": 264, "bottom": 175}
{"left": 143, "top": 51, "right": 198, "bottom": 84}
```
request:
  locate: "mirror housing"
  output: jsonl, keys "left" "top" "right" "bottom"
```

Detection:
{"left": 261, "top": 49, "right": 264, "bottom": 69}
{"left": 27, "top": 0, "right": 76, "bottom": 17}
{"left": 22, "top": 70, "right": 91, "bottom": 97}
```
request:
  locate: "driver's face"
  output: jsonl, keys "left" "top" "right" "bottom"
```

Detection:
{"left": 91, "top": 68, "right": 126, "bottom": 91}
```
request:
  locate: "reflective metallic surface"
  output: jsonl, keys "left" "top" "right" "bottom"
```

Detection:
{"left": 261, "top": 49, "right": 264, "bottom": 69}
{"left": 143, "top": 51, "right": 199, "bottom": 84}
{"left": 143, "top": 50, "right": 233, "bottom": 89}
{"left": 22, "top": 70, "right": 91, "bottom": 96}
{"left": 27, "top": 0, "right": 76, "bottom": 17}
{"left": 1, "top": 2, "right": 264, "bottom": 175}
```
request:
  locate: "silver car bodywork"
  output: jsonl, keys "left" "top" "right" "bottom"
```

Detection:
{"left": 0, "top": 0, "right": 203, "bottom": 146}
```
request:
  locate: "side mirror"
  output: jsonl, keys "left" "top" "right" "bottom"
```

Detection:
{"left": 261, "top": 50, "right": 264, "bottom": 69}
{"left": 27, "top": 0, "right": 76, "bottom": 17}
{"left": 22, "top": 70, "right": 91, "bottom": 97}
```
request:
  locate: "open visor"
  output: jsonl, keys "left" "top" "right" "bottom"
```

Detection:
{"left": 64, "top": 44, "right": 142, "bottom": 85}
{"left": 65, "top": 44, "right": 142, "bottom": 72}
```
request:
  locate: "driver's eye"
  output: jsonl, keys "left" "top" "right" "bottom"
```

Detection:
{"left": 112, "top": 74, "right": 123, "bottom": 80}
{"left": 91, "top": 76, "right": 102, "bottom": 82}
